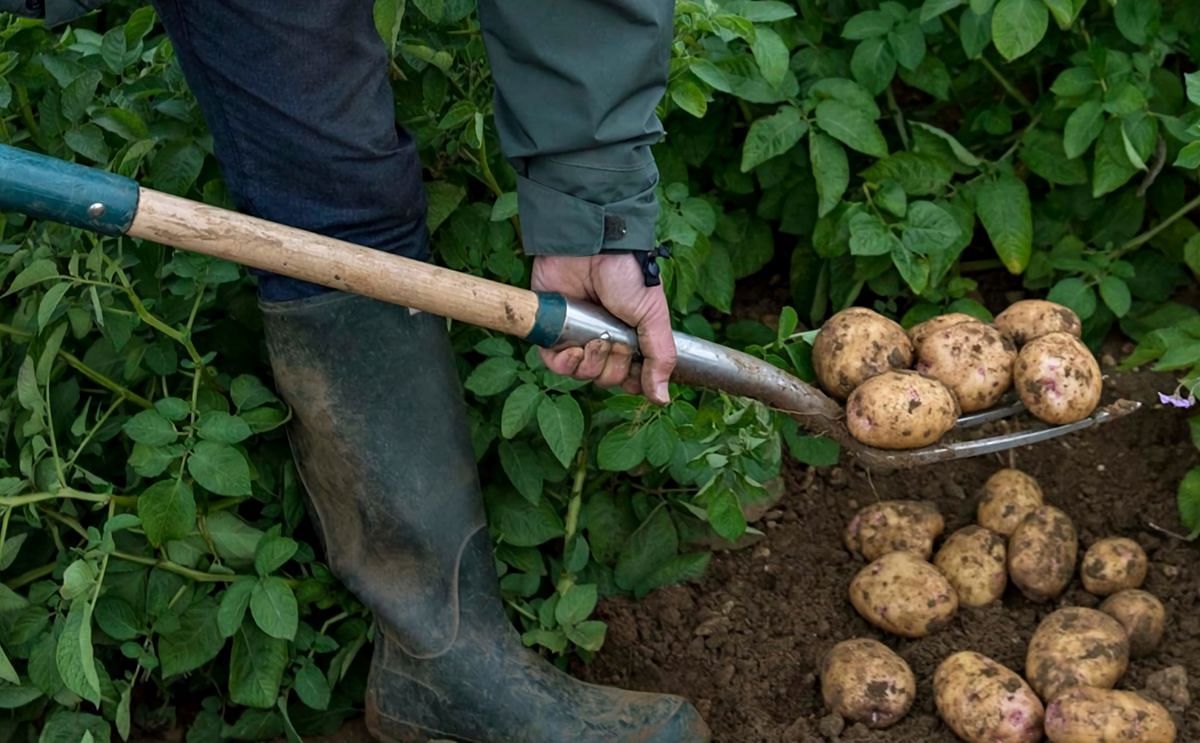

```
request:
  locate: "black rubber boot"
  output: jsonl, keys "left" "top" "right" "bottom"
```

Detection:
{"left": 260, "top": 292, "right": 711, "bottom": 743}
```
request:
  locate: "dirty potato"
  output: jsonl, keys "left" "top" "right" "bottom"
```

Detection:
{"left": 1007, "top": 505, "right": 1078, "bottom": 602}
{"left": 844, "top": 500, "right": 945, "bottom": 561}
{"left": 1099, "top": 589, "right": 1165, "bottom": 658}
{"left": 1014, "top": 332, "right": 1103, "bottom": 425}
{"left": 934, "top": 651, "right": 1044, "bottom": 743}
{"left": 1044, "top": 687, "right": 1176, "bottom": 743}
{"left": 849, "top": 551, "right": 958, "bottom": 638}
{"left": 908, "top": 313, "right": 980, "bottom": 348}
{"left": 994, "top": 299, "right": 1083, "bottom": 347}
{"left": 934, "top": 526, "right": 1007, "bottom": 608}
{"left": 977, "top": 468, "right": 1044, "bottom": 536}
{"left": 1025, "top": 607, "right": 1130, "bottom": 702}
{"left": 1081, "top": 537, "right": 1149, "bottom": 596}
{"left": 916, "top": 322, "right": 1017, "bottom": 412}
{"left": 813, "top": 308, "right": 914, "bottom": 399}
{"left": 820, "top": 638, "right": 916, "bottom": 729}
{"left": 845, "top": 370, "right": 960, "bottom": 449}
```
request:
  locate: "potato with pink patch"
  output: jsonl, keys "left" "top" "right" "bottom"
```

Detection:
{"left": 1007, "top": 505, "right": 1078, "bottom": 602}
{"left": 934, "top": 526, "right": 1007, "bottom": 607}
{"left": 845, "top": 370, "right": 960, "bottom": 449}
{"left": 907, "top": 312, "right": 979, "bottom": 348}
{"left": 820, "top": 638, "right": 915, "bottom": 729}
{"left": 916, "top": 322, "right": 1017, "bottom": 412}
{"left": 994, "top": 299, "right": 1082, "bottom": 346}
{"left": 844, "top": 500, "right": 944, "bottom": 561}
{"left": 1014, "top": 332, "right": 1102, "bottom": 425}
{"left": 1045, "top": 687, "right": 1175, "bottom": 742}
{"left": 812, "top": 308, "right": 914, "bottom": 399}
{"left": 1080, "top": 537, "right": 1148, "bottom": 596}
{"left": 934, "top": 651, "right": 1044, "bottom": 743}
{"left": 849, "top": 551, "right": 958, "bottom": 638}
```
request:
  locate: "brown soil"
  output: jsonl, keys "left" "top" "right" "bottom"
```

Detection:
{"left": 576, "top": 371, "right": 1200, "bottom": 742}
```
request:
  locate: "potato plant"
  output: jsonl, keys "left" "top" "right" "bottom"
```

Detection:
{"left": 0, "top": 0, "right": 1196, "bottom": 739}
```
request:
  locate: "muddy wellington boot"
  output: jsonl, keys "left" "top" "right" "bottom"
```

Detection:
{"left": 260, "top": 292, "right": 710, "bottom": 743}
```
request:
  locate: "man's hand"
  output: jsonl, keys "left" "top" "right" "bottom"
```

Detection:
{"left": 531, "top": 254, "right": 676, "bottom": 405}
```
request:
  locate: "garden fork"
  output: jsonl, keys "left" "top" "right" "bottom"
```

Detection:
{"left": 0, "top": 144, "right": 1139, "bottom": 469}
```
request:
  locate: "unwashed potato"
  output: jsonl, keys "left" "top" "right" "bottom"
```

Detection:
{"left": 908, "top": 313, "right": 980, "bottom": 349}
{"left": 845, "top": 371, "right": 960, "bottom": 450}
{"left": 813, "top": 308, "right": 913, "bottom": 399}
{"left": 916, "top": 322, "right": 1017, "bottom": 412}
{"left": 849, "top": 551, "right": 958, "bottom": 638}
{"left": 1099, "top": 589, "right": 1165, "bottom": 658}
{"left": 844, "top": 500, "right": 945, "bottom": 561}
{"left": 1025, "top": 607, "right": 1130, "bottom": 702}
{"left": 977, "top": 468, "right": 1044, "bottom": 536}
{"left": 1015, "top": 332, "right": 1103, "bottom": 425}
{"left": 1081, "top": 537, "right": 1148, "bottom": 596}
{"left": 934, "top": 651, "right": 1044, "bottom": 743}
{"left": 1044, "top": 687, "right": 1176, "bottom": 743}
{"left": 1008, "top": 505, "right": 1078, "bottom": 602}
{"left": 994, "top": 299, "right": 1082, "bottom": 347}
{"left": 820, "top": 638, "right": 916, "bottom": 729}
{"left": 934, "top": 526, "right": 1007, "bottom": 608}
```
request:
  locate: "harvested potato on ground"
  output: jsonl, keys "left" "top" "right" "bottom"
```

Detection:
{"left": 1008, "top": 505, "right": 1078, "bottom": 602}
{"left": 908, "top": 313, "right": 980, "bottom": 348}
{"left": 1026, "top": 607, "right": 1130, "bottom": 702}
{"left": 977, "top": 468, "right": 1044, "bottom": 536}
{"left": 813, "top": 308, "right": 913, "bottom": 399}
{"left": 820, "top": 638, "right": 915, "bottom": 729}
{"left": 934, "top": 526, "right": 1007, "bottom": 607}
{"left": 1081, "top": 537, "right": 1148, "bottom": 596}
{"left": 934, "top": 651, "right": 1044, "bottom": 743}
{"left": 1044, "top": 687, "right": 1176, "bottom": 742}
{"left": 1015, "top": 332, "right": 1102, "bottom": 425}
{"left": 849, "top": 551, "right": 958, "bottom": 638}
{"left": 995, "top": 300, "right": 1082, "bottom": 347}
{"left": 844, "top": 500, "right": 945, "bottom": 561}
{"left": 916, "top": 322, "right": 1017, "bottom": 412}
{"left": 845, "top": 371, "right": 960, "bottom": 449}
{"left": 1099, "top": 589, "right": 1165, "bottom": 658}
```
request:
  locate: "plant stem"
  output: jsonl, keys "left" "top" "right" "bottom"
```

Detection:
{"left": 14, "top": 85, "right": 42, "bottom": 146}
{"left": 1118, "top": 192, "right": 1200, "bottom": 255}
{"left": 0, "top": 488, "right": 112, "bottom": 508}
{"left": 556, "top": 449, "right": 589, "bottom": 595}
{"left": 943, "top": 17, "right": 1033, "bottom": 110}
{"left": 885, "top": 87, "right": 910, "bottom": 150}
{"left": 38, "top": 506, "right": 87, "bottom": 539}
{"left": 0, "top": 323, "right": 153, "bottom": 409}
{"left": 7, "top": 562, "right": 56, "bottom": 590}
{"left": 110, "top": 550, "right": 237, "bottom": 583}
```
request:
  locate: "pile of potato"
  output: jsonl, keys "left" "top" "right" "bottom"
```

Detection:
{"left": 812, "top": 300, "right": 1103, "bottom": 449}
{"left": 820, "top": 467, "right": 1176, "bottom": 742}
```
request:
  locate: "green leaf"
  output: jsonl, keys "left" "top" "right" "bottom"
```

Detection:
{"left": 670, "top": 80, "right": 707, "bottom": 118}
{"left": 597, "top": 423, "right": 647, "bottom": 472}
{"left": 60, "top": 559, "right": 97, "bottom": 601}
{"left": 155, "top": 397, "right": 191, "bottom": 421}
{"left": 94, "top": 597, "right": 140, "bottom": 641}
{"left": 1043, "top": 0, "right": 1081, "bottom": 28}
{"left": 902, "top": 201, "right": 961, "bottom": 255}
{"left": 1063, "top": 101, "right": 1105, "bottom": 159}
{"left": 188, "top": 441, "right": 252, "bottom": 496}
{"left": 465, "top": 357, "right": 519, "bottom": 396}
{"left": 815, "top": 100, "right": 888, "bottom": 157}
{"left": 207, "top": 512, "right": 265, "bottom": 567}
{"left": 55, "top": 601, "right": 100, "bottom": 705}
{"left": 1093, "top": 118, "right": 1139, "bottom": 197}
{"left": 863, "top": 151, "right": 956, "bottom": 195}
{"left": 486, "top": 488, "right": 565, "bottom": 547}
{"left": 6, "top": 259, "right": 58, "bottom": 296}
{"left": 250, "top": 577, "right": 299, "bottom": 641}
{"left": 891, "top": 244, "right": 931, "bottom": 294}
{"left": 218, "top": 578, "right": 256, "bottom": 638}
{"left": 64, "top": 125, "right": 110, "bottom": 163}
{"left": 37, "top": 283, "right": 70, "bottom": 330}
{"left": 1186, "top": 72, "right": 1200, "bottom": 107}
{"left": 991, "top": 0, "right": 1048, "bottom": 61}
{"left": 689, "top": 59, "right": 732, "bottom": 93}
{"left": 810, "top": 133, "right": 849, "bottom": 218}
{"left": 888, "top": 21, "right": 927, "bottom": 71}
{"left": 1052, "top": 67, "right": 1099, "bottom": 97}
{"left": 116, "top": 683, "right": 132, "bottom": 740}
{"left": 898, "top": 55, "right": 952, "bottom": 100}
{"left": 123, "top": 410, "right": 177, "bottom": 446}
{"left": 1178, "top": 468, "right": 1200, "bottom": 534}
{"left": 501, "top": 384, "right": 543, "bottom": 439}
{"left": 740, "top": 106, "right": 807, "bottom": 172}
{"left": 499, "top": 440, "right": 544, "bottom": 504}
{"left": 196, "top": 411, "right": 252, "bottom": 444}
{"left": 1099, "top": 276, "right": 1132, "bottom": 318}
{"left": 976, "top": 175, "right": 1033, "bottom": 273}
{"left": 636, "top": 552, "right": 712, "bottom": 598}
{"left": 751, "top": 28, "right": 789, "bottom": 87}
{"left": 1174, "top": 141, "right": 1200, "bottom": 170}
{"left": 1114, "top": 0, "right": 1160, "bottom": 45}
{"left": 1047, "top": 277, "right": 1098, "bottom": 319}
{"left": 1019, "top": 129, "right": 1088, "bottom": 185}
{"left": 614, "top": 506, "right": 678, "bottom": 592}
{"left": 0, "top": 685, "right": 43, "bottom": 709}
{"left": 554, "top": 584, "right": 598, "bottom": 626}
{"left": 537, "top": 395, "right": 584, "bottom": 468}
{"left": 230, "top": 623, "right": 288, "bottom": 709}
{"left": 786, "top": 432, "right": 841, "bottom": 466}
{"left": 0, "top": 643, "right": 18, "bottom": 685}
{"left": 232, "top": 375, "right": 278, "bottom": 410}
{"left": 850, "top": 37, "right": 897, "bottom": 95}
{"left": 374, "top": 0, "right": 405, "bottom": 54}
{"left": 294, "top": 659, "right": 332, "bottom": 711}
{"left": 158, "top": 598, "right": 224, "bottom": 677}
{"left": 37, "top": 711, "right": 110, "bottom": 743}
{"left": 707, "top": 489, "right": 747, "bottom": 541}
{"left": 138, "top": 480, "right": 196, "bottom": 547}
{"left": 563, "top": 620, "right": 607, "bottom": 652}
{"left": 843, "top": 10, "right": 895, "bottom": 39}
{"left": 254, "top": 535, "right": 298, "bottom": 576}
{"left": 849, "top": 212, "right": 901, "bottom": 257}
{"left": 129, "top": 443, "right": 181, "bottom": 478}
{"left": 876, "top": 181, "right": 907, "bottom": 218}
{"left": 921, "top": 0, "right": 964, "bottom": 22}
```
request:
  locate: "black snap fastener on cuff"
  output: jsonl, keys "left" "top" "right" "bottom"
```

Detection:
{"left": 603, "top": 215, "right": 628, "bottom": 242}
{"left": 634, "top": 245, "right": 672, "bottom": 288}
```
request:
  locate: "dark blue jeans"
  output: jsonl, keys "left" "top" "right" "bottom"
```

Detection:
{"left": 150, "top": 0, "right": 429, "bottom": 301}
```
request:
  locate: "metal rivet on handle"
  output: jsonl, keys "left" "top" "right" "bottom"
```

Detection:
{"left": 87, "top": 203, "right": 107, "bottom": 219}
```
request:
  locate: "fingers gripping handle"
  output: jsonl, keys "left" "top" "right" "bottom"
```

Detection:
{"left": 0, "top": 144, "right": 140, "bottom": 235}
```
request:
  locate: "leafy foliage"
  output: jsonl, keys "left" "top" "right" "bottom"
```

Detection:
{"left": 0, "top": 0, "right": 1197, "bottom": 738}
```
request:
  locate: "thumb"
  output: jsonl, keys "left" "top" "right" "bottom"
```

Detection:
{"left": 631, "top": 292, "right": 677, "bottom": 405}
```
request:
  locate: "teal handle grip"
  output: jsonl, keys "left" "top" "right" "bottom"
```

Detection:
{"left": 0, "top": 144, "right": 139, "bottom": 235}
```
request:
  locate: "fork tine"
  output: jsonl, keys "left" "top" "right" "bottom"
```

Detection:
{"left": 955, "top": 399, "right": 1025, "bottom": 429}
